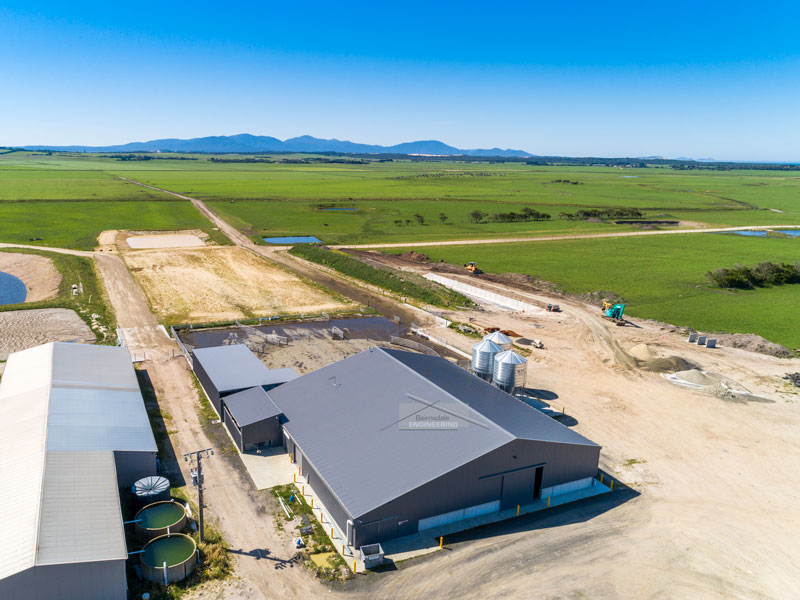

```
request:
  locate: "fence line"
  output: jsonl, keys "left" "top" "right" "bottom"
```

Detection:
{"left": 409, "top": 328, "right": 472, "bottom": 360}
{"left": 171, "top": 325, "right": 193, "bottom": 367}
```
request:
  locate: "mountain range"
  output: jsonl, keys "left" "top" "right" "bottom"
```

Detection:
{"left": 23, "top": 134, "right": 532, "bottom": 157}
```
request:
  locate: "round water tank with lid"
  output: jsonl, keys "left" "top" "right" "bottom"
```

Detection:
{"left": 483, "top": 331, "right": 512, "bottom": 351}
{"left": 471, "top": 339, "right": 503, "bottom": 380}
{"left": 132, "top": 476, "right": 170, "bottom": 506}
{"left": 493, "top": 350, "right": 528, "bottom": 392}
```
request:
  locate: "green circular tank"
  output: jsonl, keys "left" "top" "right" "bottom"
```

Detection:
{"left": 140, "top": 533, "right": 197, "bottom": 584}
{"left": 134, "top": 500, "right": 187, "bottom": 542}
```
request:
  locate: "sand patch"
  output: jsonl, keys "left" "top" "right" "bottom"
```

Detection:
{"left": 0, "top": 252, "right": 61, "bottom": 302}
{"left": 0, "top": 308, "right": 95, "bottom": 360}
{"left": 127, "top": 233, "right": 206, "bottom": 249}
{"left": 124, "top": 246, "right": 354, "bottom": 323}
{"left": 629, "top": 343, "right": 657, "bottom": 361}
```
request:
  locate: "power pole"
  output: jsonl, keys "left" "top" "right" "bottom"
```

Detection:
{"left": 184, "top": 448, "right": 214, "bottom": 542}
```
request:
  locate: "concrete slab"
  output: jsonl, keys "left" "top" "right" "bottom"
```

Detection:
{"left": 239, "top": 446, "right": 296, "bottom": 490}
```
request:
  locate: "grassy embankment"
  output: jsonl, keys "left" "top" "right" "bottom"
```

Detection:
{"left": 0, "top": 247, "right": 115, "bottom": 343}
{"left": 289, "top": 244, "right": 471, "bottom": 308}
{"left": 272, "top": 484, "right": 349, "bottom": 581}
{"left": 387, "top": 233, "right": 800, "bottom": 349}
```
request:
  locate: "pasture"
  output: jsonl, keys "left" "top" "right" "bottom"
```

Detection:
{"left": 386, "top": 233, "right": 800, "bottom": 349}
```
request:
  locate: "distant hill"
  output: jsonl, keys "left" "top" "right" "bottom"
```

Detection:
{"left": 23, "top": 133, "right": 532, "bottom": 158}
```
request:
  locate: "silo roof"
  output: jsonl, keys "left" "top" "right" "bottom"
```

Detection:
{"left": 0, "top": 342, "right": 151, "bottom": 580}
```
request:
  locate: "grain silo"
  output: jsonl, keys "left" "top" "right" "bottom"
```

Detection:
{"left": 493, "top": 349, "right": 528, "bottom": 392}
{"left": 471, "top": 339, "right": 503, "bottom": 380}
{"left": 483, "top": 331, "right": 512, "bottom": 351}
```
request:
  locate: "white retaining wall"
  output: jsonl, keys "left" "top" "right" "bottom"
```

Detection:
{"left": 424, "top": 274, "right": 543, "bottom": 314}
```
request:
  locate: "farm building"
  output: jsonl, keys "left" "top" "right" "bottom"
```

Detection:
{"left": 192, "top": 344, "right": 298, "bottom": 417}
{"left": 222, "top": 386, "right": 284, "bottom": 452}
{"left": 268, "top": 347, "right": 601, "bottom": 547}
{"left": 0, "top": 342, "right": 158, "bottom": 600}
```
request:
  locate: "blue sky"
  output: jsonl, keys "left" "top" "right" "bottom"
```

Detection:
{"left": 2, "top": 2, "right": 799, "bottom": 160}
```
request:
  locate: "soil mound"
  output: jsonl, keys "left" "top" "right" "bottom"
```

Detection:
{"left": 643, "top": 356, "right": 696, "bottom": 373}
{"left": 400, "top": 251, "right": 429, "bottom": 263}
{"left": 674, "top": 369, "right": 717, "bottom": 386}
{"left": 712, "top": 333, "right": 793, "bottom": 358}
{"left": 629, "top": 343, "right": 657, "bottom": 361}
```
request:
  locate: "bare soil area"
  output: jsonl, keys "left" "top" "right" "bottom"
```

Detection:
{"left": 0, "top": 308, "right": 94, "bottom": 360}
{"left": 126, "top": 233, "right": 207, "bottom": 249}
{"left": 347, "top": 267, "right": 800, "bottom": 600}
{"left": 124, "top": 247, "right": 354, "bottom": 324}
{"left": 0, "top": 251, "right": 61, "bottom": 302}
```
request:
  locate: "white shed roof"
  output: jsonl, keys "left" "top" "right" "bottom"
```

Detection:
{"left": 0, "top": 342, "right": 154, "bottom": 580}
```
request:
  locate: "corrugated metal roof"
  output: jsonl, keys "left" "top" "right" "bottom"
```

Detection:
{"left": 37, "top": 451, "right": 127, "bottom": 565}
{"left": 193, "top": 344, "right": 298, "bottom": 392}
{"left": 383, "top": 348, "right": 594, "bottom": 446}
{"left": 0, "top": 342, "right": 155, "bottom": 579}
{"left": 269, "top": 347, "right": 599, "bottom": 519}
{"left": 224, "top": 386, "right": 283, "bottom": 427}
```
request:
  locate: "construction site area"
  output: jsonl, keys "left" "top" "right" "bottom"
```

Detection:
{"left": 1, "top": 226, "right": 798, "bottom": 600}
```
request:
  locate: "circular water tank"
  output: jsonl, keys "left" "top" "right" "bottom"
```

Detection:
{"left": 493, "top": 350, "right": 528, "bottom": 392}
{"left": 132, "top": 476, "right": 170, "bottom": 506}
{"left": 135, "top": 500, "right": 188, "bottom": 542}
{"left": 471, "top": 339, "right": 503, "bottom": 379}
{"left": 140, "top": 533, "right": 197, "bottom": 584}
{"left": 483, "top": 331, "right": 512, "bottom": 351}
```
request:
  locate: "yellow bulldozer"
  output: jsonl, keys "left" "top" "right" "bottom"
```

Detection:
{"left": 464, "top": 262, "right": 482, "bottom": 275}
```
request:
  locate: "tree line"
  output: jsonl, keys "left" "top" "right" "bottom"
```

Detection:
{"left": 558, "top": 208, "right": 644, "bottom": 220}
{"left": 707, "top": 261, "right": 800, "bottom": 289}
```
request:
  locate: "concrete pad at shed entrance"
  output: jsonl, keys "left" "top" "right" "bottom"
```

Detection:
{"left": 239, "top": 446, "right": 297, "bottom": 490}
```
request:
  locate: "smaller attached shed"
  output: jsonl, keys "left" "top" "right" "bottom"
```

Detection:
{"left": 192, "top": 344, "right": 298, "bottom": 418}
{"left": 222, "top": 387, "right": 284, "bottom": 452}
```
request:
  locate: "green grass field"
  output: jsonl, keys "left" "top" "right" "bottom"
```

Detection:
{"left": 0, "top": 201, "right": 226, "bottom": 250}
{"left": 3, "top": 152, "right": 799, "bottom": 247}
{"left": 387, "top": 234, "right": 800, "bottom": 349}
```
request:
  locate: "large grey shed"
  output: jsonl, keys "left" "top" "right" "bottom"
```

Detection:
{"left": 222, "top": 386, "right": 284, "bottom": 452}
{"left": 0, "top": 342, "right": 159, "bottom": 600}
{"left": 269, "top": 347, "right": 601, "bottom": 547}
{"left": 192, "top": 344, "right": 298, "bottom": 418}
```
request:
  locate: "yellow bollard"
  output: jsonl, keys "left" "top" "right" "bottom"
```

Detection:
{"left": 290, "top": 453, "right": 293, "bottom": 462}
{"left": 353, "top": 560, "right": 357, "bottom": 573}
{"left": 439, "top": 536, "right": 443, "bottom": 549}
{"left": 311, "top": 498, "right": 314, "bottom": 509}
{"left": 516, "top": 504, "right": 520, "bottom": 516}
{"left": 298, "top": 465, "right": 302, "bottom": 475}
{"left": 600, "top": 473, "right": 604, "bottom": 484}
{"left": 342, "top": 543, "right": 345, "bottom": 555}
{"left": 331, "top": 527, "right": 334, "bottom": 538}
{"left": 610, "top": 480, "right": 614, "bottom": 491}
{"left": 293, "top": 473, "right": 296, "bottom": 483}
{"left": 547, "top": 496, "right": 551, "bottom": 507}
{"left": 302, "top": 485, "right": 304, "bottom": 495}
{"left": 321, "top": 511, "right": 324, "bottom": 523}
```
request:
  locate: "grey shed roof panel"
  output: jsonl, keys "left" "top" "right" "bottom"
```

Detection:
{"left": 0, "top": 342, "right": 154, "bottom": 579}
{"left": 382, "top": 348, "right": 597, "bottom": 447}
{"left": 224, "top": 387, "right": 283, "bottom": 427}
{"left": 193, "top": 345, "right": 298, "bottom": 392}
{"left": 37, "top": 451, "right": 127, "bottom": 566}
{"left": 270, "top": 347, "right": 600, "bottom": 519}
